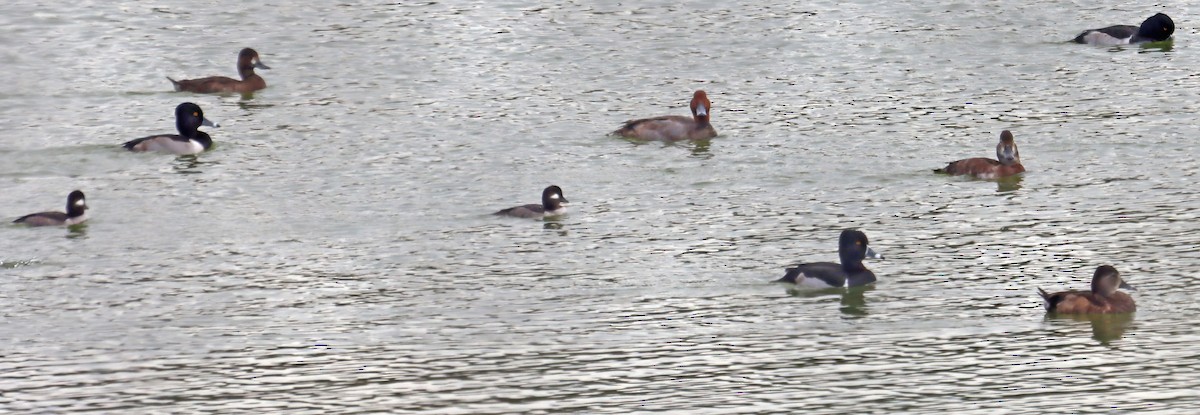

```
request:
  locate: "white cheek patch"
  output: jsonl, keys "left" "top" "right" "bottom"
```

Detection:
{"left": 549, "top": 194, "right": 560, "bottom": 200}
{"left": 74, "top": 200, "right": 86, "bottom": 207}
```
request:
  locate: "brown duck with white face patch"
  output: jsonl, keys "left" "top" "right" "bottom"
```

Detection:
{"left": 613, "top": 90, "right": 717, "bottom": 141}
{"left": 1037, "top": 265, "right": 1137, "bottom": 314}
{"left": 168, "top": 48, "right": 270, "bottom": 94}
{"left": 934, "top": 130, "right": 1025, "bottom": 179}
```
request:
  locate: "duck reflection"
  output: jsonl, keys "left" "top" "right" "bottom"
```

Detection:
{"left": 66, "top": 223, "right": 88, "bottom": 239}
{"left": 839, "top": 285, "right": 872, "bottom": 317}
{"left": 543, "top": 221, "right": 568, "bottom": 236}
{"left": 996, "top": 174, "right": 1023, "bottom": 192}
{"left": 1137, "top": 41, "right": 1173, "bottom": 53}
{"left": 784, "top": 285, "right": 875, "bottom": 317}
{"left": 1045, "top": 312, "right": 1135, "bottom": 344}
{"left": 173, "top": 155, "right": 211, "bottom": 174}
{"left": 688, "top": 139, "right": 712, "bottom": 159}
{"left": 615, "top": 136, "right": 713, "bottom": 159}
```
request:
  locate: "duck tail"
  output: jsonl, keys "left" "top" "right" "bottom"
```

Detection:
{"left": 122, "top": 136, "right": 148, "bottom": 151}
{"left": 166, "top": 76, "right": 181, "bottom": 91}
{"left": 1036, "top": 287, "right": 1060, "bottom": 311}
{"left": 775, "top": 268, "right": 799, "bottom": 283}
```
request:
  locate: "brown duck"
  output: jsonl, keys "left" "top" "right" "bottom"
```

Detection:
{"left": 1038, "top": 265, "right": 1137, "bottom": 314}
{"left": 168, "top": 48, "right": 270, "bottom": 94}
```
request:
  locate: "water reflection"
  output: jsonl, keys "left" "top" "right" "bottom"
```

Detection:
{"left": 996, "top": 175, "right": 1023, "bottom": 192}
{"left": 1045, "top": 312, "right": 1135, "bottom": 344}
{"left": 839, "top": 286, "right": 873, "bottom": 318}
{"left": 173, "top": 155, "right": 209, "bottom": 174}
{"left": 1101, "top": 40, "right": 1173, "bottom": 53}
{"left": 542, "top": 221, "right": 567, "bottom": 236}
{"left": 1137, "top": 40, "right": 1173, "bottom": 53}
{"left": 614, "top": 136, "right": 713, "bottom": 159}
{"left": 688, "top": 139, "right": 713, "bottom": 159}
{"left": 783, "top": 285, "right": 874, "bottom": 317}
{"left": 66, "top": 223, "right": 88, "bottom": 239}
{"left": 236, "top": 96, "right": 276, "bottom": 112}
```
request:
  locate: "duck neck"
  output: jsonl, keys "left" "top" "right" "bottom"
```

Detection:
{"left": 238, "top": 66, "right": 259, "bottom": 81}
{"left": 841, "top": 261, "right": 868, "bottom": 273}
{"left": 177, "top": 120, "right": 198, "bottom": 138}
{"left": 845, "top": 272, "right": 876, "bottom": 287}
{"left": 67, "top": 204, "right": 86, "bottom": 218}
{"left": 840, "top": 250, "right": 867, "bottom": 272}
{"left": 191, "top": 132, "right": 213, "bottom": 148}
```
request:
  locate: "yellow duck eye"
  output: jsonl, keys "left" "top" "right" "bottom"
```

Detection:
{"left": 193, "top": 112, "right": 199, "bottom": 117}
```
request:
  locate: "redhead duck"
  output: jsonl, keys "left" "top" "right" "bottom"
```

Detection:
{"left": 1038, "top": 265, "right": 1137, "bottom": 314}
{"left": 123, "top": 102, "right": 217, "bottom": 155}
{"left": 613, "top": 90, "right": 717, "bottom": 141}
{"left": 1073, "top": 13, "right": 1174, "bottom": 45}
{"left": 495, "top": 185, "right": 569, "bottom": 219}
{"left": 168, "top": 48, "right": 270, "bottom": 93}
{"left": 775, "top": 229, "right": 884, "bottom": 288}
{"left": 934, "top": 130, "right": 1025, "bottom": 179}
{"left": 13, "top": 190, "right": 88, "bottom": 227}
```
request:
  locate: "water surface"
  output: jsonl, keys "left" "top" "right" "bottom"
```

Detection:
{"left": 3, "top": 1, "right": 1200, "bottom": 413}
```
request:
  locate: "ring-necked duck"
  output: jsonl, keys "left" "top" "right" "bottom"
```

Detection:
{"left": 775, "top": 229, "right": 884, "bottom": 288}
{"left": 1038, "top": 265, "right": 1137, "bottom": 314}
{"left": 1073, "top": 13, "right": 1174, "bottom": 45}
{"left": 168, "top": 48, "right": 270, "bottom": 93}
{"left": 123, "top": 102, "right": 217, "bottom": 155}
{"left": 934, "top": 130, "right": 1025, "bottom": 179}
{"left": 494, "top": 185, "right": 569, "bottom": 219}
{"left": 13, "top": 190, "right": 88, "bottom": 227}
{"left": 612, "top": 90, "right": 717, "bottom": 141}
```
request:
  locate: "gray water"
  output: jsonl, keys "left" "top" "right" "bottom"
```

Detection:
{"left": 3, "top": 1, "right": 1200, "bottom": 413}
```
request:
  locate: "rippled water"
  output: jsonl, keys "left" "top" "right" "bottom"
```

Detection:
{"left": 4, "top": 1, "right": 1200, "bottom": 413}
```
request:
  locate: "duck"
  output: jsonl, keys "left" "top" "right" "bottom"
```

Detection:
{"left": 494, "top": 185, "right": 569, "bottom": 219}
{"left": 123, "top": 102, "right": 217, "bottom": 155}
{"left": 168, "top": 48, "right": 270, "bottom": 93}
{"left": 1073, "top": 13, "right": 1174, "bottom": 45}
{"left": 612, "top": 90, "right": 717, "bottom": 141}
{"left": 1037, "top": 265, "right": 1137, "bottom": 314}
{"left": 934, "top": 130, "right": 1025, "bottom": 179}
{"left": 775, "top": 229, "right": 884, "bottom": 288}
{"left": 13, "top": 190, "right": 88, "bottom": 227}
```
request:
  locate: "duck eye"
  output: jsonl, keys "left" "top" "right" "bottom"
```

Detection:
{"left": 193, "top": 112, "right": 199, "bottom": 117}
